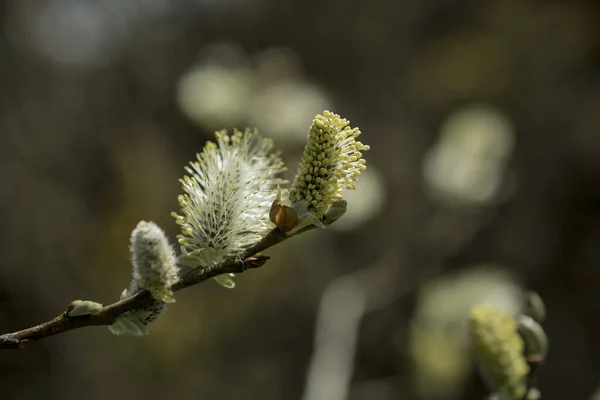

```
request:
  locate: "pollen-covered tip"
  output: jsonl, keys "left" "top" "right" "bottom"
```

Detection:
{"left": 269, "top": 199, "right": 298, "bottom": 232}
{"left": 130, "top": 221, "right": 180, "bottom": 303}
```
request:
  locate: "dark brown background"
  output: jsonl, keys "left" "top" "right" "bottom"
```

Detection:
{"left": 0, "top": 0, "right": 599, "bottom": 399}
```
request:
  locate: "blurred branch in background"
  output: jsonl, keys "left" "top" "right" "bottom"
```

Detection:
{"left": 302, "top": 255, "right": 399, "bottom": 400}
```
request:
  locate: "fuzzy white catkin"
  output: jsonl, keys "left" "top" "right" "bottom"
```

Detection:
{"left": 172, "top": 129, "right": 286, "bottom": 288}
{"left": 130, "top": 221, "right": 179, "bottom": 303}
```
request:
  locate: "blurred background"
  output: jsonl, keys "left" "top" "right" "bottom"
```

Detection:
{"left": 0, "top": 0, "right": 599, "bottom": 399}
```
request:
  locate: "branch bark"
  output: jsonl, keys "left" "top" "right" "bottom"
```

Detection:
{"left": 0, "top": 226, "right": 314, "bottom": 350}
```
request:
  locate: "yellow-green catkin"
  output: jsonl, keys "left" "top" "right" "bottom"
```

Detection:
{"left": 470, "top": 304, "right": 529, "bottom": 399}
{"left": 289, "top": 110, "right": 369, "bottom": 219}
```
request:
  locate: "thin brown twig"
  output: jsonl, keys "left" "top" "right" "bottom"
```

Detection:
{"left": 0, "top": 225, "right": 316, "bottom": 350}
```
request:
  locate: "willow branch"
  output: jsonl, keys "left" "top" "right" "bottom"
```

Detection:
{"left": 0, "top": 225, "right": 316, "bottom": 350}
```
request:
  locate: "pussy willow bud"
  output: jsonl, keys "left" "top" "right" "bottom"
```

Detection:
{"left": 130, "top": 221, "right": 179, "bottom": 303}
{"left": 270, "top": 199, "right": 298, "bottom": 232}
{"left": 67, "top": 300, "right": 103, "bottom": 317}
